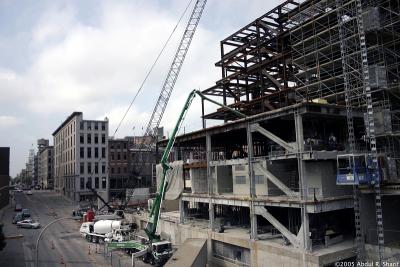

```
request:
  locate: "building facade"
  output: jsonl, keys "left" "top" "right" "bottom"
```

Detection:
{"left": 53, "top": 112, "right": 109, "bottom": 202}
{"left": 38, "top": 146, "right": 54, "bottom": 189}
{"left": 108, "top": 137, "right": 134, "bottom": 199}
{"left": 0, "top": 147, "right": 10, "bottom": 209}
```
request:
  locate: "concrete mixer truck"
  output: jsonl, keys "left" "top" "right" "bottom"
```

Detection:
{"left": 80, "top": 220, "right": 134, "bottom": 243}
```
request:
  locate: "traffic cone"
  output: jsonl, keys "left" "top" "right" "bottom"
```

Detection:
{"left": 51, "top": 240, "right": 55, "bottom": 249}
{"left": 95, "top": 244, "right": 98, "bottom": 254}
{"left": 60, "top": 256, "right": 64, "bottom": 264}
{"left": 88, "top": 245, "right": 91, "bottom": 255}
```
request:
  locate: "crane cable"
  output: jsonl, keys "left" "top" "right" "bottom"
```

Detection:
{"left": 111, "top": 0, "right": 194, "bottom": 138}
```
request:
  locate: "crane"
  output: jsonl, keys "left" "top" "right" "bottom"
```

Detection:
{"left": 131, "top": 89, "right": 246, "bottom": 265}
{"left": 145, "top": 89, "right": 246, "bottom": 242}
{"left": 123, "top": 0, "right": 208, "bottom": 206}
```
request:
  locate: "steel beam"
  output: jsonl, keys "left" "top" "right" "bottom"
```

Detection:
{"left": 255, "top": 206, "right": 301, "bottom": 248}
{"left": 251, "top": 123, "right": 296, "bottom": 152}
{"left": 254, "top": 163, "right": 297, "bottom": 197}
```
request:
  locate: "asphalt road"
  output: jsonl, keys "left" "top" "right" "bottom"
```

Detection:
{"left": 0, "top": 190, "right": 150, "bottom": 267}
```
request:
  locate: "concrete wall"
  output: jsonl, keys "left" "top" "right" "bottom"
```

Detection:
{"left": 304, "top": 161, "right": 351, "bottom": 198}
{"left": 190, "top": 168, "right": 208, "bottom": 193}
{"left": 216, "top": 166, "right": 233, "bottom": 194}
{"left": 128, "top": 213, "right": 354, "bottom": 267}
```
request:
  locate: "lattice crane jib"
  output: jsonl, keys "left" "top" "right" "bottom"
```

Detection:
{"left": 145, "top": 0, "right": 207, "bottom": 139}
{"left": 125, "top": 0, "right": 207, "bottom": 203}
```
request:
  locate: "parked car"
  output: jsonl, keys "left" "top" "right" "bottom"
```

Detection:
{"left": 22, "top": 209, "right": 30, "bottom": 217}
{"left": 14, "top": 203, "right": 22, "bottom": 212}
{"left": 17, "top": 219, "right": 41, "bottom": 229}
{"left": 12, "top": 212, "right": 30, "bottom": 224}
{"left": 26, "top": 190, "right": 33, "bottom": 195}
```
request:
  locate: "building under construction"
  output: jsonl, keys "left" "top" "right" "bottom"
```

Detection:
{"left": 134, "top": 0, "right": 400, "bottom": 266}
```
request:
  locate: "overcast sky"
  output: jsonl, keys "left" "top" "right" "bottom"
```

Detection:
{"left": 0, "top": 0, "right": 282, "bottom": 177}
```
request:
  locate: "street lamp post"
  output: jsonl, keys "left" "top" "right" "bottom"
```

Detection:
{"left": 35, "top": 217, "right": 75, "bottom": 267}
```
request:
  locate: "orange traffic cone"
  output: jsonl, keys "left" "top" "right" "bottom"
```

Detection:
{"left": 51, "top": 240, "right": 55, "bottom": 249}
{"left": 60, "top": 256, "right": 64, "bottom": 264}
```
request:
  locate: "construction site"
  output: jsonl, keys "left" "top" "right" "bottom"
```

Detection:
{"left": 127, "top": 0, "right": 400, "bottom": 266}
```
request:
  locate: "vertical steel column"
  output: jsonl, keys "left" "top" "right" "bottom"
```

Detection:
{"left": 247, "top": 123, "right": 258, "bottom": 240}
{"left": 206, "top": 132, "right": 214, "bottom": 230}
{"left": 295, "top": 111, "right": 310, "bottom": 251}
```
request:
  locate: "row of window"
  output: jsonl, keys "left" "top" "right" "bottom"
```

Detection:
{"left": 80, "top": 162, "right": 106, "bottom": 174}
{"left": 79, "top": 147, "right": 106, "bottom": 158}
{"left": 80, "top": 177, "right": 107, "bottom": 190}
{"left": 80, "top": 133, "right": 106, "bottom": 144}
{"left": 110, "top": 143, "right": 128, "bottom": 149}
{"left": 80, "top": 121, "right": 106, "bottom": 131}
{"left": 110, "top": 166, "right": 128, "bottom": 174}
{"left": 235, "top": 175, "right": 264, "bottom": 184}
{"left": 110, "top": 152, "right": 127, "bottom": 161}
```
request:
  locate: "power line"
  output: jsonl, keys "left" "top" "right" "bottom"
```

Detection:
{"left": 111, "top": 0, "right": 194, "bottom": 138}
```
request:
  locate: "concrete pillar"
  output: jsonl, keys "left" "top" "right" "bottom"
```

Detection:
{"left": 206, "top": 133, "right": 215, "bottom": 230}
{"left": 179, "top": 198, "right": 184, "bottom": 224}
{"left": 247, "top": 123, "right": 258, "bottom": 240}
{"left": 295, "top": 112, "right": 311, "bottom": 251}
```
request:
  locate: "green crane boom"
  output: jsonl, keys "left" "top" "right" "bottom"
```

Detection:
{"left": 144, "top": 89, "right": 246, "bottom": 242}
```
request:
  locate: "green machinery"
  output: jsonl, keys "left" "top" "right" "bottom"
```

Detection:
{"left": 145, "top": 89, "right": 246, "bottom": 243}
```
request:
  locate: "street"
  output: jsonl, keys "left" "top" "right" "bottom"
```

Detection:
{"left": 0, "top": 190, "right": 150, "bottom": 267}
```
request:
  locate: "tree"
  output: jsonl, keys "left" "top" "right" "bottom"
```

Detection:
{"left": 0, "top": 223, "right": 6, "bottom": 251}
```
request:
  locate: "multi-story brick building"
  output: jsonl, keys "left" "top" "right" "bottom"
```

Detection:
{"left": 38, "top": 146, "right": 54, "bottom": 189}
{"left": 53, "top": 112, "right": 109, "bottom": 202}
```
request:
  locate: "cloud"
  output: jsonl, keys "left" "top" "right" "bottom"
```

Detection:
{"left": 0, "top": 115, "right": 22, "bottom": 127}
{"left": 0, "top": 0, "right": 285, "bottom": 176}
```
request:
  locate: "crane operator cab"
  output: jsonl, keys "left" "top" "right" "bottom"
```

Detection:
{"left": 336, "top": 154, "right": 380, "bottom": 185}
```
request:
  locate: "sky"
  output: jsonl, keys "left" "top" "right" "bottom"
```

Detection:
{"left": 0, "top": 0, "right": 282, "bottom": 177}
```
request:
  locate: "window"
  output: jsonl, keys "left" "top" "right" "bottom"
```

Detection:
{"left": 87, "top": 177, "right": 92, "bottom": 189}
{"left": 80, "top": 122, "right": 84, "bottom": 130}
{"left": 117, "top": 167, "right": 121, "bottom": 174}
{"left": 235, "top": 165, "right": 245, "bottom": 171}
{"left": 94, "top": 134, "right": 98, "bottom": 144}
{"left": 80, "top": 163, "right": 84, "bottom": 174}
{"left": 80, "top": 147, "right": 84, "bottom": 158}
{"left": 235, "top": 176, "right": 246, "bottom": 184}
{"left": 123, "top": 143, "right": 127, "bottom": 149}
{"left": 123, "top": 167, "right": 127, "bottom": 173}
{"left": 123, "top": 153, "right": 127, "bottom": 160}
{"left": 95, "top": 123, "right": 98, "bottom": 130}
{"left": 80, "top": 134, "right": 84, "bottom": 144}
{"left": 102, "top": 147, "right": 106, "bottom": 158}
{"left": 80, "top": 177, "right": 85, "bottom": 189}
{"left": 101, "top": 123, "right": 105, "bottom": 130}
{"left": 95, "top": 162, "right": 98, "bottom": 174}
{"left": 87, "top": 122, "right": 91, "bottom": 130}
{"left": 102, "top": 134, "right": 105, "bottom": 144}
{"left": 102, "top": 164, "right": 106, "bottom": 173}
{"left": 111, "top": 153, "right": 114, "bottom": 160}
{"left": 87, "top": 134, "right": 91, "bottom": 144}
{"left": 95, "top": 147, "right": 99, "bottom": 158}
{"left": 117, "top": 153, "right": 121, "bottom": 160}
{"left": 87, "top": 147, "right": 91, "bottom": 158}
{"left": 255, "top": 175, "right": 264, "bottom": 184}
{"left": 111, "top": 167, "right": 114, "bottom": 174}
{"left": 102, "top": 177, "right": 106, "bottom": 189}
{"left": 95, "top": 177, "right": 99, "bottom": 189}
{"left": 87, "top": 162, "right": 92, "bottom": 174}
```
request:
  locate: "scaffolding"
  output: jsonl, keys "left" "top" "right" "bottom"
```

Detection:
{"left": 197, "top": 0, "right": 400, "bottom": 262}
